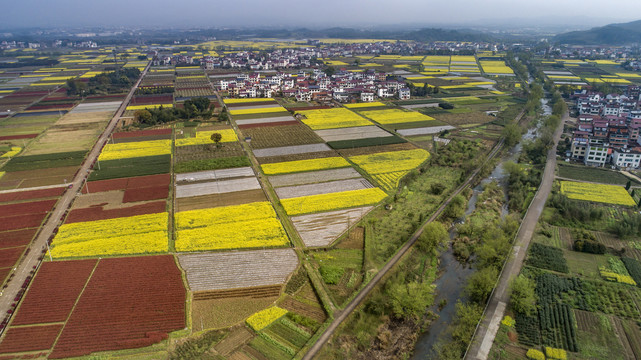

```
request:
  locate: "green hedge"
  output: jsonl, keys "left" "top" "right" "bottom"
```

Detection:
{"left": 174, "top": 156, "right": 251, "bottom": 173}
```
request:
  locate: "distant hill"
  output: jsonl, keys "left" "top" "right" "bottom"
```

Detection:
{"left": 555, "top": 19, "right": 641, "bottom": 45}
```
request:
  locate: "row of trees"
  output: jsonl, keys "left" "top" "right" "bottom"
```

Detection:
{"left": 134, "top": 97, "right": 214, "bottom": 126}
{"left": 66, "top": 68, "right": 141, "bottom": 96}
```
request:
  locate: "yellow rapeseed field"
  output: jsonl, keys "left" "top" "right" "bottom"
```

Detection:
{"left": 175, "top": 201, "right": 289, "bottom": 251}
{"left": 349, "top": 149, "right": 430, "bottom": 174}
{"left": 246, "top": 307, "right": 288, "bottom": 331}
{"left": 98, "top": 139, "right": 171, "bottom": 161}
{"left": 343, "top": 102, "right": 386, "bottom": 109}
{"left": 560, "top": 181, "right": 636, "bottom": 206}
{"left": 126, "top": 104, "right": 174, "bottom": 111}
{"left": 261, "top": 157, "right": 350, "bottom": 175}
{"left": 49, "top": 213, "right": 169, "bottom": 258}
{"left": 175, "top": 129, "right": 238, "bottom": 147}
{"left": 224, "top": 98, "right": 276, "bottom": 104}
{"left": 229, "top": 107, "right": 286, "bottom": 116}
{"left": 282, "top": 188, "right": 387, "bottom": 215}
{"left": 359, "top": 109, "right": 434, "bottom": 125}
{"left": 299, "top": 108, "right": 372, "bottom": 130}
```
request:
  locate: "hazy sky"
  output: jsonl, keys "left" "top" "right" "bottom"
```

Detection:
{"left": 2, "top": 0, "right": 641, "bottom": 29}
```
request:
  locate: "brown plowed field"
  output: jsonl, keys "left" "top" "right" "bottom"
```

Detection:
{"left": 49, "top": 255, "right": 186, "bottom": 359}
{"left": 281, "top": 296, "right": 326, "bottom": 323}
{"left": 176, "top": 189, "right": 266, "bottom": 212}
{"left": 83, "top": 174, "right": 170, "bottom": 193}
{"left": 0, "top": 213, "right": 47, "bottom": 232}
{"left": 0, "top": 246, "right": 25, "bottom": 268}
{"left": 0, "top": 325, "right": 63, "bottom": 354}
{"left": 11, "top": 259, "right": 97, "bottom": 325}
{"left": 0, "top": 199, "right": 56, "bottom": 217}
{"left": 0, "top": 187, "right": 64, "bottom": 203}
{"left": 122, "top": 185, "right": 168, "bottom": 203}
{"left": 65, "top": 201, "right": 166, "bottom": 224}
{"left": 0, "top": 228, "right": 37, "bottom": 248}
{"left": 238, "top": 120, "right": 299, "bottom": 129}
{"left": 193, "top": 285, "right": 281, "bottom": 300}
{"left": 256, "top": 151, "right": 338, "bottom": 165}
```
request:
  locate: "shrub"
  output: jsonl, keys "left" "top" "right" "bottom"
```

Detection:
{"left": 526, "top": 348, "right": 545, "bottom": 360}
{"left": 545, "top": 346, "right": 567, "bottom": 360}
{"left": 501, "top": 315, "right": 515, "bottom": 327}
{"left": 319, "top": 265, "right": 344, "bottom": 285}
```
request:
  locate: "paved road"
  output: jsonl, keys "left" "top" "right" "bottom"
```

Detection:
{"left": 464, "top": 110, "right": 567, "bottom": 360}
{"left": 302, "top": 139, "right": 505, "bottom": 360}
{"left": 0, "top": 61, "right": 151, "bottom": 333}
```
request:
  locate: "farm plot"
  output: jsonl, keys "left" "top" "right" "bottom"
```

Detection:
{"left": 175, "top": 129, "right": 238, "bottom": 147}
{"left": 0, "top": 228, "right": 37, "bottom": 250}
{"left": 0, "top": 186, "right": 65, "bottom": 202}
{"left": 175, "top": 156, "right": 251, "bottom": 173}
{"left": 176, "top": 167, "right": 254, "bottom": 183}
{"left": 282, "top": 188, "right": 387, "bottom": 216}
{"left": 89, "top": 154, "right": 171, "bottom": 181}
{"left": 299, "top": 108, "right": 372, "bottom": 130}
{"left": 292, "top": 206, "right": 373, "bottom": 247}
{"left": 275, "top": 178, "right": 373, "bottom": 199}
{"left": 229, "top": 103, "right": 283, "bottom": 111}
{"left": 175, "top": 201, "right": 289, "bottom": 251}
{"left": 269, "top": 167, "right": 362, "bottom": 188}
{"left": 176, "top": 189, "right": 267, "bottom": 212}
{"left": 69, "top": 101, "right": 121, "bottom": 113}
{"left": 314, "top": 125, "right": 393, "bottom": 142}
{"left": 359, "top": 108, "right": 435, "bottom": 125}
{"left": 22, "top": 113, "right": 112, "bottom": 155}
{"left": 225, "top": 98, "right": 277, "bottom": 105}
{"left": 253, "top": 143, "right": 331, "bottom": 158}
{"left": 235, "top": 115, "right": 296, "bottom": 126}
{"left": 0, "top": 325, "right": 63, "bottom": 354}
{"left": 175, "top": 141, "right": 245, "bottom": 163}
{"left": 349, "top": 148, "right": 430, "bottom": 190}
{"left": 397, "top": 125, "right": 456, "bottom": 136}
{"left": 229, "top": 106, "right": 288, "bottom": 116}
{"left": 178, "top": 248, "right": 298, "bottom": 292}
{"left": 176, "top": 177, "right": 261, "bottom": 198}
{"left": 49, "top": 255, "right": 185, "bottom": 359}
{"left": 1, "top": 150, "right": 86, "bottom": 172}
{"left": 112, "top": 128, "right": 172, "bottom": 142}
{"left": 336, "top": 142, "right": 418, "bottom": 157}
{"left": 241, "top": 124, "right": 324, "bottom": 149}
{"left": 49, "top": 212, "right": 169, "bottom": 258}
{"left": 261, "top": 157, "right": 350, "bottom": 175}
{"left": 11, "top": 259, "right": 97, "bottom": 325}
{"left": 560, "top": 181, "right": 636, "bottom": 206}
{"left": 98, "top": 139, "right": 171, "bottom": 160}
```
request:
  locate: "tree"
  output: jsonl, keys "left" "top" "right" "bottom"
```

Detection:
{"left": 218, "top": 107, "right": 229, "bottom": 122}
{"left": 210, "top": 132, "right": 222, "bottom": 148}
{"left": 134, "top": 109, "right": 152, "bottom": 125}
{"left": 502, "top": 123, "right": 522, "bottom": 147}
{"left": 510, "top": 275, "right": 537, "bottom": 316}
{"left": 418, "top": 222, "right": 449, "bottom": 255}
{"left": 443, "top": 194, "right": 466, "bottom": 220}
{"left": 466, "top": 266, "right": 498, "bottom": 304}
{"left": 386, "top": 281, "right": 435, "bottom": 320}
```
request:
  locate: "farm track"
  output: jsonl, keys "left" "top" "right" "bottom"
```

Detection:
{"left": 302, "top": 115, "right": 511, "bottom": 359}
{"left": 464, "top": 109, "right": 567, "bottom": 360}
{"left": 0, "top": 60, "right": 152, "bottom": 335}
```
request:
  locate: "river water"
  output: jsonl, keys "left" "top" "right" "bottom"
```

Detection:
{"left": 410, "top": 99, "right": 551, "bottom": 358}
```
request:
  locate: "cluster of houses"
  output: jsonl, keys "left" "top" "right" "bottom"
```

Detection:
{"left": 570, "top": 86, "right": 641, "bottom": 169}
{"left": 214, "top": 68, "right": 410, "bottom": 103}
